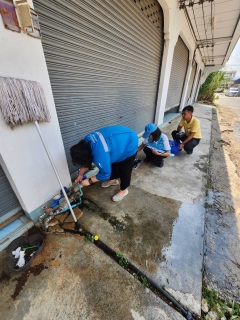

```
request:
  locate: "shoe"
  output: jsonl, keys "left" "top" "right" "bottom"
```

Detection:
{"left": 133, "top": 159, "right": 142, "bottom": 170}
{"left": 187, "top": 151, "right": 193, "bottom": 155}
{"left": 101, "top": 180, "right": 119, "bottom": 187}
{"left": 112, "top": 189, "right": 128, "bottom": 202}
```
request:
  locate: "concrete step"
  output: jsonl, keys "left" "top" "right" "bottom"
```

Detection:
{"left": 0, "top": 215, "right": 34, "bottom": 251}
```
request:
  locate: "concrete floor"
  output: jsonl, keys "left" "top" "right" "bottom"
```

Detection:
{"left": 0, "top": 103, "right": 212, "bottom": 319}
{"left": 0, "top": 234, "right": 184, "bottom": 320}
{"left": 80, "top": 103, "right": 211, "bottom": 316}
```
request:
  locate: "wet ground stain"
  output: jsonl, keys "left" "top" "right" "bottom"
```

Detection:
{"left": 0, "top": 270, "right": 11, "bottom": 283}
{"left": 80, "top": 185, "right": 181, "bottom": 275}
{"left": 11, "top": 263, "right": 45, "bottom": 300}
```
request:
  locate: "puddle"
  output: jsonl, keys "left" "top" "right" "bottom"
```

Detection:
{"left": 80, "top": 185, "right": 205, "bottom": 315}
{"left": 155, "top": 202, "right": 205, "bottom": 315}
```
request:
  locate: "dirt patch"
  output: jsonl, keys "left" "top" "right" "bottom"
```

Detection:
{"left": 11, "top": 263, "right": 44, "bottom": 300}
{"left": 203, "top": 97, "right": 240, "bottom": 304}
{"left": 0, "top": 270, "right": 11, "bottom": 283}
{"left": 27, "top": 225, "right": 46, "bottom": 240}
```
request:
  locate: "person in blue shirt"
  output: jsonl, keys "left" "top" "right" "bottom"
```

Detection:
{"left": 70, "top": 126, "right": 138, "bottom": 201}
{"left": 138, "top": 123, "right": 171, "bottom": 167}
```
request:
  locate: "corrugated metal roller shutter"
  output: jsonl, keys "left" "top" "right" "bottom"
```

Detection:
{"left": 193, "top": 70, "right": 202, "bottom": 102}
{"left": 0, "top": 165, "right": 21, "bottom": 218}
{"left": 186, "top": 61, "right": 197, "bottom": 104}
{"left": 33, "top": 0, "right": 164, "bottom": 173}
{"left": 165, "top": 37, "right": 189, "bottom": 111}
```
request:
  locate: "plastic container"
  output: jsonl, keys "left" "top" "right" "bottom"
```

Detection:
{"left": 7, "top": 234, "right": 44, "bottom": 272}
{"left": 169, "top": 140, "right": 181, "bottom": 156}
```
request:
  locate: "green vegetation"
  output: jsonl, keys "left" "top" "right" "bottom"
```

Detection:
{"left": 85, "top": 234, "right": 94, "bottom": 242}
{"left": 201, "top": 286, "right": 240, "bottom": 319}
{"left": 205, "top": 183, "right": 212, "bottom": 189}
{"left": 198, "top": 71, "right": 226, "bottom": 103}
{"left": 116, "top": 252, "right": 129, "bottom": 267}
{"left": 204, "top": 202, "right": 211, "bottom": 208}
{"left": 140, "top": 276, "right": 149, "bottom": 288}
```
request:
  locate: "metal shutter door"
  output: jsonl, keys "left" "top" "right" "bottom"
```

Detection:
{"left": 186, "top": 61, "right": 197, "bottom": 103}
{"left": 165, "top": 37, "right": 189, "bottom": 111}
{"left": 0, "top": 165, "right": 21, "bottom": 218}
{"left": 193, "top": 70, "right": 202, "bottom": 102}
{"left": 33, "top": 0, "right": 164, "bottom": 173}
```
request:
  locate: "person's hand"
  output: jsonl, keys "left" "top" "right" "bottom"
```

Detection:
{"left": 81, "top": 179, "right": 90, "bottom": 187}
{"left": 151, "top": 149, "right": 159, "bottom": 155}
{"left": 75, "top": 174, "right": 83, "bottom": 185}
{"left": 179, "top": 143, "right": 183, "bottom": 150}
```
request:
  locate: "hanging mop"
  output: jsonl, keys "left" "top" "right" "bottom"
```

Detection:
{"left": 0, "top": 76, "right": 80, "bottom": 230}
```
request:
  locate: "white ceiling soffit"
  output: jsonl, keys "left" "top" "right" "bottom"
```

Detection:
{"left": 179, "top": 0, "right": 240, "bottom": 67}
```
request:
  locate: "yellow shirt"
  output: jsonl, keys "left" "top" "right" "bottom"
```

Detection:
{"left": 179, "top": 116, "right": 202, "bottom": 139}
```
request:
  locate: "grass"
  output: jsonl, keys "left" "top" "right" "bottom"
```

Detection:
{"left": 204, "top": 202, "right": 211, "bottom": 208}
{"left": 201, "top": 286, "right": 240, "bottom": 319}
{"left": 205, "top": 183, "right": 212, "bottom": 189}
{"left": 140, "top": 276, "right": 149, "bottom": 288}
{"left": 85, "top": 234, "right": 94, "bottom": 242}
{"left": 116, "top": 252, "right": 129, "bottom": 267}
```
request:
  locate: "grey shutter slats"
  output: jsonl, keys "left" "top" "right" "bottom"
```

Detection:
{"left": 0, "top": 166, "right": 21, "bottom": 218}
{"left": 186, "top": 61, "right": 197, "bottom": 103}
{"left": 193, "top": 70, "right": 202, "bottom": 102}
{"left": 34, "top": 0, "right": 164, "bottom": 173}
{"left": 165, "top": 37, "right": 189, "bottom": 111}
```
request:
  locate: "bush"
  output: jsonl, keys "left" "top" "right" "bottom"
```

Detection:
{"left": 198, "top": 71, "right": 226, "bottom": 103}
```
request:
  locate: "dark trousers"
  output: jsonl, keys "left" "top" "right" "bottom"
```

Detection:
{"left": 143, "top": 147, "right": 167, "bottom": 166}
{"left": 110, "top": 152, "right": 137, "bottom": 190}
{"left": 172, "top": 130, "right": 200, "bottom": 153}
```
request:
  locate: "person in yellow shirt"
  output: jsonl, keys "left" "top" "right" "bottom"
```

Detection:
{"left": 171, "top": 105, "right": 201, "bottom": 155}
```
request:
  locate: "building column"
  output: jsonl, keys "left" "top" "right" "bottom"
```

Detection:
{"left": 154, "top": 32, "right": 176, "bottom": 126}
{"left": 179, "top": 59, "right": 193, "bottom": 111}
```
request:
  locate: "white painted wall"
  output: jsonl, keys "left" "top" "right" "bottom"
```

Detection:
{"left": 0, "top": 0, "right": 71, "bottom": 219}
{"left": 155, "top": 0, "right": 205, "bottom": 125}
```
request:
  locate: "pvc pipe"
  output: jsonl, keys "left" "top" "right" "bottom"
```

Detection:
{"left": 34, "top": 121, "right": 78, "bottom": 224}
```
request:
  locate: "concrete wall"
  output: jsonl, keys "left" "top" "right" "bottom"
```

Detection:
{"left": 155, "top": 0, "right": 205, "bottom": 125}
{"left": 0, "top": 0, "right": 71, "bottom": 222}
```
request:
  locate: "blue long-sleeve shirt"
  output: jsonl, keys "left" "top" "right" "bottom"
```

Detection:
{"left": 84, "top": 126, "right": 138, "bottom": 181}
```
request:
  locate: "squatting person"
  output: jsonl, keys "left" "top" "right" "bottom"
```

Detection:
{"left": 70, "top": 125, "right": 138, "bottom": 202}
{"left": 138, "top": 123, "right": 171, "bottom": 167}
{"left": 172, "top": 105, "right": 201, "bottom": 155}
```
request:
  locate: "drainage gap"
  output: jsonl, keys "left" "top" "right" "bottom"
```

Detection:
{"left": 64, "top": 227, "right": 194, "bottom": 320}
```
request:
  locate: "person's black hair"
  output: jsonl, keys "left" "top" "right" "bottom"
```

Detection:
{"left": 150, "top": 127, "right": 161, "bottom": 142}
{"left": 182, "top": 105, "right": 194, "bottom": 113}
{"left": 70, "top": 140, "right": 93, "bottom": 169}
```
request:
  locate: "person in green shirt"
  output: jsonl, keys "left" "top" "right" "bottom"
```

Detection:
{"left": 172, "top": 105, "right": 201, "bottom": 155}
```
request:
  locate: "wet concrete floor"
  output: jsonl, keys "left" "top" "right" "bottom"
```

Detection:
{"left": 81, "top": 104, "right": 212, "bottom": 316}
{"left": 0, "top": 103, "right": 212, "bottom": 319}
{"left": 0, "top": 234, "right": 184, "bottom": 320}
